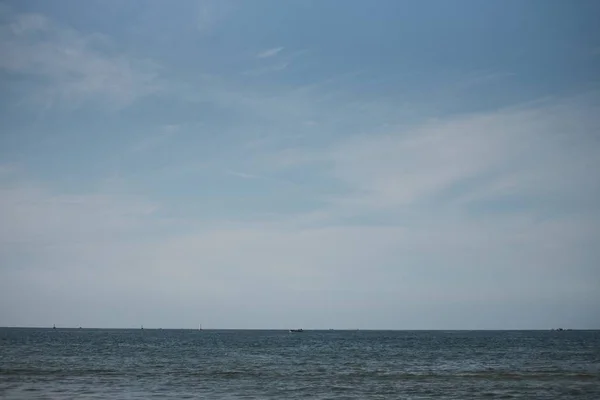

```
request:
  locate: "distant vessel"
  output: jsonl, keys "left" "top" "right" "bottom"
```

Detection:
{"left": 289, "top": 329, "right": 303, "bottom": 333}
{"left": 53, "top": 324, "right": 56, "bottom": 330}
{"left": 199, "top": 324, "right": 203, "bottom": 331}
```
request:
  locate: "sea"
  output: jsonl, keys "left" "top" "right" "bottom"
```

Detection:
{"left": 1, "top": 328, "right": 599, "bottom": 399}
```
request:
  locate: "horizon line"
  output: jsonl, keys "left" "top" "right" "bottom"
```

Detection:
{"left": 1, "top": 326, "right": 595, "bottom": 331}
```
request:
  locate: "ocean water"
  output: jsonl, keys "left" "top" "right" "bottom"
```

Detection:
{"left": 1, "top": 329, "right": 599, "bottom": 399}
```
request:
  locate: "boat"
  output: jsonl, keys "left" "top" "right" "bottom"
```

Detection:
{"left": 289, "top": 328, "right": 303, "bottom": 333}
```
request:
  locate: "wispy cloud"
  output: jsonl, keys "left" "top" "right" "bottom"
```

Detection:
{"left": 316, "top": 94, "right": 600, "bottom": 214}
{"left": 226, "top": 170, "right": 262, "bottom": 180}
{"left": 256, "top": 46, "right": 284, "bottom": 59}
{"left": 0, "top": 7, "right": 160, "bottom": 109}
{"left": 205, "top": 91, "right": 600, "bottom": 237}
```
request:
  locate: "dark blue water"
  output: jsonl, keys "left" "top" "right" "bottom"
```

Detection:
{"left": 1, "top": 329, "right": 599, "bottom": 399}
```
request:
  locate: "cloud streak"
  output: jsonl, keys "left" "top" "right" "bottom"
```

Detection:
{"left": 312, "top": 94, "right": 600, "bottom": 216}
{"left": 256, "top": 47, "right": 284, "bottom": 59}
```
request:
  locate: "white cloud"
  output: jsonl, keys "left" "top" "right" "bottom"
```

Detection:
{"left": 202, "top": 91, "right": 599, "bottom": 229}
{"left": 226, "top": 170, "right": 261, "bottom": 179}
{"left": 0, "top": 8, "right": 160, "bottom": 108}
{"left": 317, "top": 94, "right": 600, "bottom": 212}
{"left": 256, "top": 47, "right": 284, "bottom": 59}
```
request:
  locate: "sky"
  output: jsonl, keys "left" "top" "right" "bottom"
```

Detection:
{"left": 1, "top": 0, "right": 599, "bottom": 330}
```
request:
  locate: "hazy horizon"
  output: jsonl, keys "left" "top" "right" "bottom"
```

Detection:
{"left": 1, "top": 0, "right": 599, "bottom": 330}
{"left": 1, "top": 326, "right": 594, "bottom": 331}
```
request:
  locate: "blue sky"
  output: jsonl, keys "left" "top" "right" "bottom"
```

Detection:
{"left": 1, "top": 0, "right": 599, "bottom": 329}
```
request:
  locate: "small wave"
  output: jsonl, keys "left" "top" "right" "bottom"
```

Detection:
{"left": 2, "top": 367, "right": 598, "bottom": 382}
{"left": 0, "top": 368, "right": 118, "bottom": 377}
